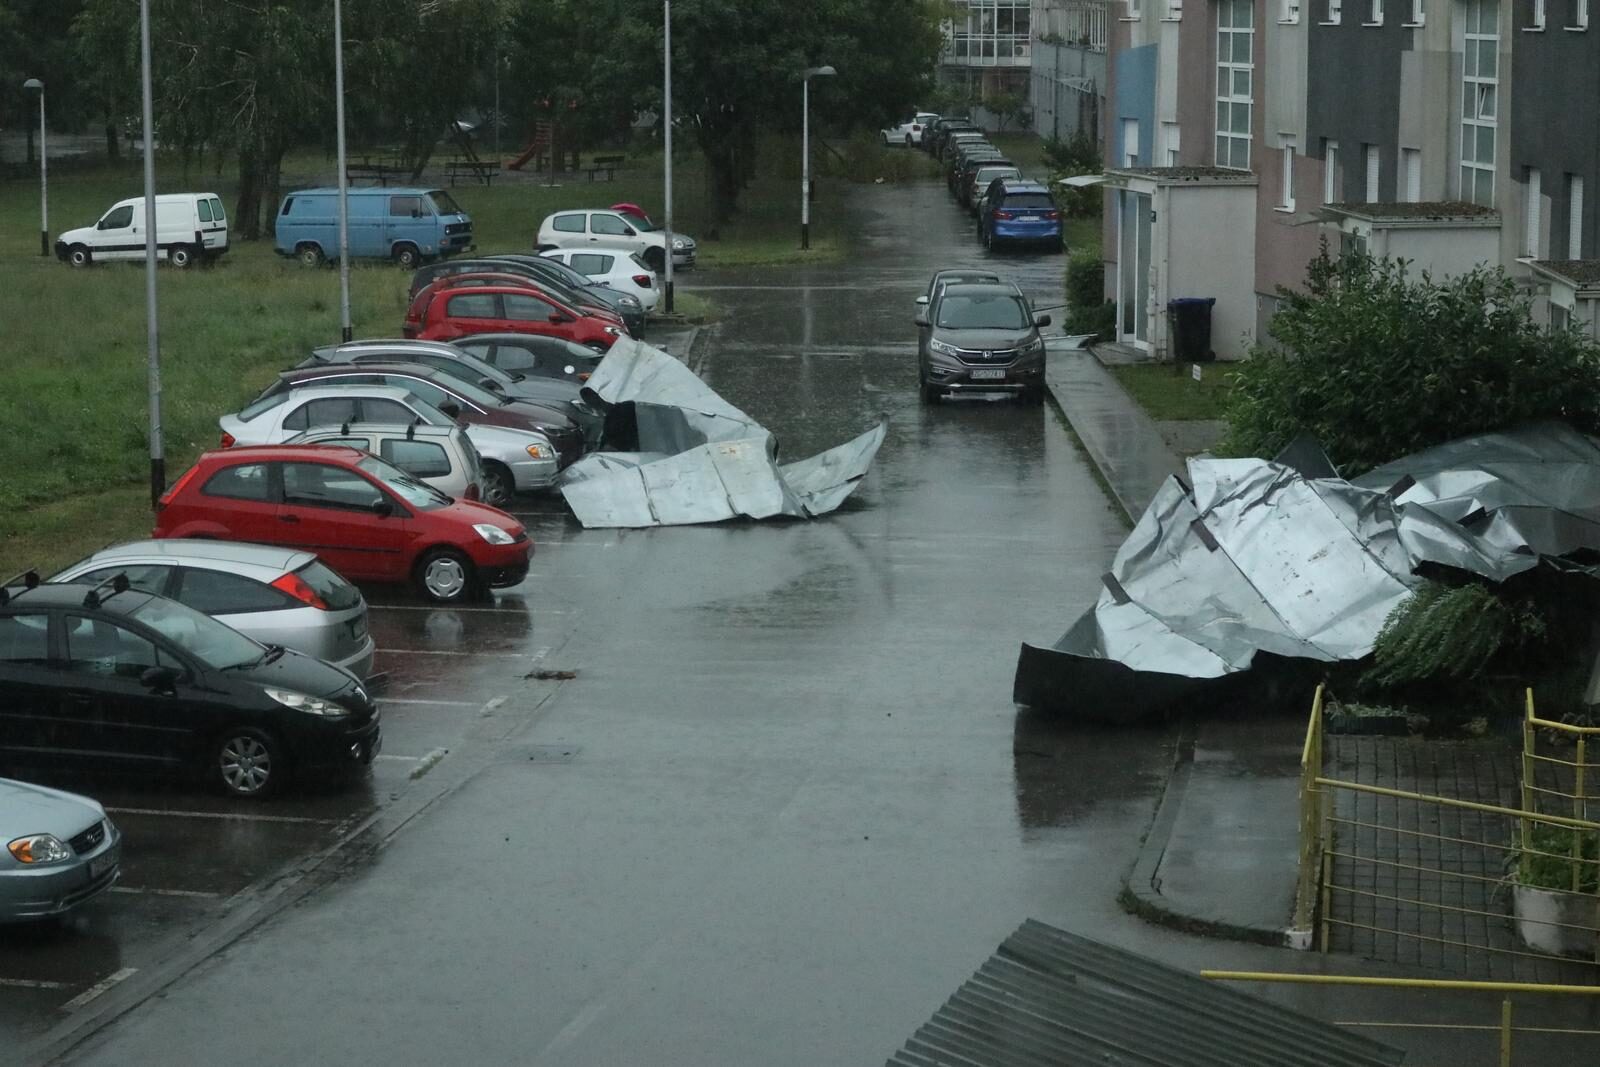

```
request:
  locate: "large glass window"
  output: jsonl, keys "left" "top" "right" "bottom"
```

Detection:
{"left": 202, "top": 462, "right": 273, "bottom": 502}
{"left": 64, "top": 616, "right": 167, "bottom": 679}
{"left": 282, "top": 462, "right": 386, "bottom": 512}
{"left": 944, "top": 1, "right": 1032, "bottom": 62}
{"left": 1216, "top": 0, "right": 1254, "bottom": 170}
{"left": 1459, "top": 0, "right": 1497, "bottom": 206}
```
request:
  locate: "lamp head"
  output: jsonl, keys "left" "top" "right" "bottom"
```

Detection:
{"left": 23, "top": 78, "right": 43, "bottom": 92}
{"left": 802, "top": 66, "right": 837, "bottom": 80}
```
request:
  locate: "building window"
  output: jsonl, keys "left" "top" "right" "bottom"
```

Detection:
{"left": 1578, "top": 0, "right": 1590, "bottom": 28}
{"left": 1460, "top": 0, "right": 1498, "bottom": 206}
{"left": 1281, "top": 138, "right": 1297, "bottom": 209}
{"left": 1324, "top": 140, "right": 1340, "bottom": 203}
{"left": 1327, "top": 0, "right": 1343, "bottom": 19}
{"left": 1123, "top": 118, "right": 1141, "bottom": 167}
{"left": 1364, "top": 144, "right": 1381, "bottom": 201}
{"left": 1369, "top": 0, "right": 1384, "bottom": 20}
{"left": 1128, "top": 0, "right": 1143, "bottom": 18}
{"left": 1402, "top": 148, "right": 1421, "bottom": 201}
{"left": 1552, "top": 303, "right": 1571, "bottom": 330}
{"left": 945, "top": 1, "right": 1033, "bottom": 61}
{"left": 1282, "top": 0, "right": 1301, "bottom": 20}
{"left": 1525, "top": 168, "right": 1543, "bottom": 257}
{"left": 1570, "top": 174, "right": 1585, "bottom": 258}
{"left": 1533, "top": 0, "right": 1547, "bottom": 27}
{"left": 1162, "top": 122, "right": 1181, "bottom": 165}
{"left": 1409, "top": 0, "right": 1426, "bottom": 22}
{"left": 1168, "top": 0, "right": 1184, "bottom": 18}
{"left": 1215, "top": 0, "right": 1254, "bottom": 170}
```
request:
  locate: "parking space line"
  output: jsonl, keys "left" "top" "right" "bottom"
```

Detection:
{"left": 375, "top": 648, "right": 542, "bottom": 658}
{"left": 377, "top": 697, "right": 484, "bottom": 707}
{"left": 0, "top": 978, "right": 70, "bottom": 990}
{"left": 59, "top": 968, "right": 137, "bottom": 1012}
{"left": 366, "top": 604, "right": 569, "bottom": 615}
{"left": 104, "top": 807, "right": 340, "bottom": 826}
{"left": 374, "top": 754, "right": 422, "bottom": 762}
{"left": 109, "top": 886, "right": 222, "bottom": 900}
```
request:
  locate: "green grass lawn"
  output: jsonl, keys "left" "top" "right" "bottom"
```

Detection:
{"left": 1108, "top": 363, "right": 1234, "bottom": 422}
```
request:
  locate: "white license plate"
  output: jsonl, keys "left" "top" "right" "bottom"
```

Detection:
{"left": 88, "top": 852, "right": 116, "bottom": 880}
{"left": 970, "top": 368, "right": 1007, "bottom": 381}
{"left": 1020, "top": 215, "right": 1041, "bottom": 221}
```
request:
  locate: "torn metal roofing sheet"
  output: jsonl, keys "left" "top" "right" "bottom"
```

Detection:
{"left": 560, "top": 338, "right": 886, "bottom": 528}
{"left": 1015, "top": 423, "right": 1600, "bottom": 718}
{"left": 887, "top": 920, "right": 1403, "bottom": 1067}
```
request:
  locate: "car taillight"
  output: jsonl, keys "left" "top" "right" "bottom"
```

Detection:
{"left": 1044, "top": 210, "right": 1061, "bottom": 219}
{"left": 220, "top": 432, "right": 236, "bottom": 448}
{"left": 578, "top": 372, "right": 591, "bottom": 381}
{"left": 912, "top": 124, "right": 921, "bottom": 131}
{"left": 633, "top": 274, "right": 652, "bottom": 287}
{"left": 157, "top": 464, "right": 201, "bottom": 510}
{"left": 995, "top": 210, "right": 1015, "bottom": 220}
{"left": 271, "top": 572, "right": 330, "bottom": 610}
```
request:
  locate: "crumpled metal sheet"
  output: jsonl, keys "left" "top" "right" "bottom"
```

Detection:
{"left": 1015, "top": 423, "right": 1600, "bottom": 719}
{"left": 560, "top": 338, "right": 886, "bottom": 528}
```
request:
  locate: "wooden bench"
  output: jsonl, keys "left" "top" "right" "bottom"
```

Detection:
{"left": 446, "top": 159, "right": 497, "bottom": 187}
{"left": 345, "top": 162, "right": 406, "bottom": 186}
{"left": 586, "top": 154, "right": 625, "bottom": 182}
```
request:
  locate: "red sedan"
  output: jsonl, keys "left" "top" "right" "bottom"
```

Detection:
{"left": 402, "top": 271, "right": 626, "bottom": 338}
{"left": 154, "top": 446, "right": 532, "bottom": 603}
{"left": 414, "top": 283, "right": 624, "bottom": 350}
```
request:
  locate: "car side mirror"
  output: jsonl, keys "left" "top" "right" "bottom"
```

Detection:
{"left": 914, "top": 296, "right": 929, "bottom": 306}
{"left": 140, "top": 665, "right": 181, "bottom": 692}
{"left": 623, "top": 226, "right": 637, "bottom": 236}
{"left": 913, "top": 312, "right": 929, "bottom": 327}
{"left": 371, "top": 498, "right": 395, "bottom": 517}
{"left": 438, "top": 401, "right": 461, "bottom": 418}
{"left": 481, "top": 377, "right": 504, "bottom": 392}
{"left": 1033, "top": 313, "right": 1052, "bottom": 328}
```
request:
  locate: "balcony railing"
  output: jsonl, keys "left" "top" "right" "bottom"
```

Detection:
{"left": 945, "top": 32, "right": 1033, "bottom": 64}
{"left": 1038, "top": 1, "right": 1109, "bottom": 54}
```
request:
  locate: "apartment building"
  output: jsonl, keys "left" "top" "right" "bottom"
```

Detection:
{"left": 940, "top": 0, "right": 1034, "bottom": 106}
{"left": 1098, "top": 0, "right": 1600, "bottom": 358}
{"left": 1031, "top": 0, "right": 1111, "bottom": 142}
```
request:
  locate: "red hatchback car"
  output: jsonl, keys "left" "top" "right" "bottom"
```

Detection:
{"left": 415, "top": 284, "right": 624, "bottom": 350}
{"left": 153, "top": 446, "right": 532, "bottom": 604}
{"left": 402, "top": 272, "right": 626, "bottom": 339}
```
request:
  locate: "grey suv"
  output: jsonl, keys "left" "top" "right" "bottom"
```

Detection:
{"left": 914, "top": 281, "right": 1049, "bottom": 403}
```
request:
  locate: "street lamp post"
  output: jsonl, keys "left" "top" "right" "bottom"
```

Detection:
{"left": 333, "top": 0, "right": 352, "bottom": 343}
{"left": 138, "top": 0, "right": 163, "bottom": 505}
{"left": 800, "top": 65, "right": 835, "bottom": 251}
{"left": 22, "top": 78, "right": 46, "bottom": 256}
{"left": 662, "top": 0, "right": 674, "bottom": 313}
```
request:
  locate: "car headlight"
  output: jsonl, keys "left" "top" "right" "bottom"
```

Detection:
{"left": 264, "top": 687, "right": 349, "bottom": 718}
{"left": 928, "top": 337, "right": 961, "bottom": 357}
{"left": 671, "top": 237, "right": 687, "bottom": 249}
{"left": 525, "top": 442, "right": 553, "bottom": 460}
{"left": 604, "top": 325, "right": 621, "bottom": 335}
{"left": 1020, "top": 337, "right": 1045, "bottom": 355}
{"left": 619, "top": 295, "right": 641, "bottom": 308}
{"left": 8, "top": 834, "right": 73, "bottom": 864}
{"left": 474, "top": 523, "right": 516, "bottom": 545}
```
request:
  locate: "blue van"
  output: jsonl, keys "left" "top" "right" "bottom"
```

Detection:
{"left": 977, "top": 179, "right": 1063, "bottom": 253}
{"left": 274, "top": 187, "right": 474, "bottom": 269}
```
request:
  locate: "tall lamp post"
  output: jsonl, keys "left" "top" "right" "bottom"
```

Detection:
{"left": 800, "top": 65, "right": 835, "bottom": 251}
{"left": 138, "top": 0, "right": 163, "bottom": 504}
{"left": 662, "top": 0, "right": 674, "bottom": 313}
{"left": 333, "top": 0, "right": 352, "bottom": 343}
{"left": 22, "top": 78, "right": 46, "bottom": 256}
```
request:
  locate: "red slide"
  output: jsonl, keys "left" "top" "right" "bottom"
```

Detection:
{"left": 506, "top": 142, "right": 540, "bottom": 171}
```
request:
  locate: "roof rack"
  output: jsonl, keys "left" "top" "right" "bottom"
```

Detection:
{"left": 0, "top": 569, "right": 40, "bottom": 606}
{"left": 82, "top": 571, "right": 131, "bottom": 609}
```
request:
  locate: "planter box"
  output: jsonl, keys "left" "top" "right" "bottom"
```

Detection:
{"left": 1512, "top": 883, "right": 1600, "bottom": 959}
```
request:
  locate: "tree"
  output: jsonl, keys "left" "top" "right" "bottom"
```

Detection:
{"left": 1221, "top": 247, "right": 1600, "bottom": 476}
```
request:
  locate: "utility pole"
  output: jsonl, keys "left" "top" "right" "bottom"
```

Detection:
{"left": 662, "top": 0, "right": 674, "bottom": 313}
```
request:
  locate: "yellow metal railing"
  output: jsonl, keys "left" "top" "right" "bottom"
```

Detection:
{"left": 1523, "top": 690, "right": 1600, "bottom": 893}
{"left": 1201, "top": 970, "right": 1600, "bottom": 1067}
{"left": 1291, "top": 683, "right": 1327, "bottom": 942}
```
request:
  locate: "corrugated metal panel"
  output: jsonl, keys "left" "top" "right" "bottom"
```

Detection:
{"left": 887, "top": 921, "right": 1404, "bottom": 1067}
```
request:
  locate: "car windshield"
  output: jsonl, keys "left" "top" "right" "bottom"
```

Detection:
{"left": 628, "top": 215, "right": 659, "bottom": 232}
{"left": 357, "top": 456, "right": 452, "bottom": 509}
{"left": 936, "top": 293, "right": 1030, "bottom": 330}
{"left": 428, "top": 191, "right": 464, "bottom": 216}
{"left": 129, "top": 596, "right": 264, "bottom": 670}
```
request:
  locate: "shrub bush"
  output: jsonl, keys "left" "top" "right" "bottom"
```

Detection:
{"left": 1063, "top": 249, "right": 1115, "bottom": 339}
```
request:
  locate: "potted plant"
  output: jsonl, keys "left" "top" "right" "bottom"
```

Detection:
{"left": 1509, "top": 824, "right": 1600, "bottom": 959}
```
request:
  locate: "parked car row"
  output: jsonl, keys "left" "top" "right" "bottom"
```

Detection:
{"left": 916, "top": 116, "right": 1066, "bottom": 254}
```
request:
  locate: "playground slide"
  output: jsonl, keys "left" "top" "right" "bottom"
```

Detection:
{"left": 506, "top": 142, "right": 540, "bottom": 171}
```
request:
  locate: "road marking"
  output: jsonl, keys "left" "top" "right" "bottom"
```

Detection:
{"left": 375, "top": 648, "right": 541, "bottom": 658}
{"left": 104, "top": 807, "right": 339, "bottom": 826}
{"left": 108, "top": 886, "right": 222, "bottom": 900}
{"left": 376, "top": 697, "right": 483, "bottom": 708}
{"left": 0, "top": 978, "right": 70, "bottom": 990}
{"left": 483, "top": 695, "right": 508, "bottom": 710}
{"left": 60, "top": 968, "right": 137, "bottom": 1012}
{"left": 367, "top": 604, "right": 572, "bottom": 614}
{"left": 374, "top": 753, "right": 422, "bottom": 762}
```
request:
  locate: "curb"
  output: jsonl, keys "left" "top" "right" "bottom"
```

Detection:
{"left": 1117, "top": 721, "right": 1291, "bottom": 948}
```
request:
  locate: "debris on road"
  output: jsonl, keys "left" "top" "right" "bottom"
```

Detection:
{"left": 1015, "top": 422, "right": 1600, "bottom": 719}
{"left": 526, "top": 668, "right": 578, "bottom": 681}
{"left": 560, "top": 338, "right": 887, "bottom": 527}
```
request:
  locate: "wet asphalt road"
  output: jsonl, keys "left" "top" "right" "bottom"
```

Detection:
{"left": 13, "top": 177, "right": 1316, "bottom": 1064}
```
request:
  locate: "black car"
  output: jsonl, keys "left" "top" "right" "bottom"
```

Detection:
{"left": 957, "top": 156, "right": 1015, "bottom": 209}
{"left": 408, "top": 256, "right": 646, "bottom": 339}
{"left": 452, "top": 333, "right": 605, "bottom": 385}
{"left": 927, "top": 118, "right": 976, "bottom": 156}
{"left": 0, "top": 575, "right": 379, "bottom": 798}
{"left": 914, "top": 281, "right": 1049, "bottom": 404}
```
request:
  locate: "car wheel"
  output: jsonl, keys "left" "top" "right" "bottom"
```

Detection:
{"left": 169, "top": 244, "right": 197, "bottom": 269}
{"left": 297, "top": 243, "right": 325, "bottom": 268}
{"left": 642, "top": 247, "right": 666, "bottom": 273}
{"left": 906, "top": 135, "right": 914, "bottom": 148}
{"left": 480, "top": 463, "right": 514, "bottom": 509}
{"left": 214, "top": 728, "right": 281, "bottom": 799}
{"left": 393, "top": 243, "right": 421, "bottom": 270}
{"left": 67, "top": 244, "right": 92, "bottom": 268}
{"left": 416, "top": 548, "right": 477, "bottom": 603}
{"left": 1022, "top": 383, "right": 1046, "bottom": 404}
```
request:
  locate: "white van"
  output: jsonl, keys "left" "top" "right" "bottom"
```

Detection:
{"left": 54, "top": 193, "right": 229, "bottom": 268}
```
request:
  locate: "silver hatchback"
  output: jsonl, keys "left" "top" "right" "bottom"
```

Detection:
{"left": 0, "top": 776, "right": 121, "bottom": 923}
{"left": 50, "top": 540, "right": 375, "bottom": 678}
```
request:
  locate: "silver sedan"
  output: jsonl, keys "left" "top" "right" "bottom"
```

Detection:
{"left": 50, "top": 540, "right": 375, "bottom": 678}
{"left": 0, "top": 777, "right": 121, "bottom": 923}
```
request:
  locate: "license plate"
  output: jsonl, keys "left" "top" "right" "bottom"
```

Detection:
{"left": 88, "top": 852, "right": 116, "bottom": 880}
{"left": 1020, "top": 215, "right": 1040, "bottom": 221}
{"left": 349, "top": 616, "right": 367, "bottom": 641}
{"left": 970, "top": 368, "right": 1007, "bottom": 381}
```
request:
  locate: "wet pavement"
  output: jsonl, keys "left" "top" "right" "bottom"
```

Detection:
{"left": 7, "top": 178, "right": 1549, "bottom": 1066}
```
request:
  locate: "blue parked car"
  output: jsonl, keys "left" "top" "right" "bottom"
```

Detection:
{"left": 977, "top": 179, "right": 1062, "bottom": 253}
{"left": 274, "top": 187, "right": 474, "bottom": 269}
